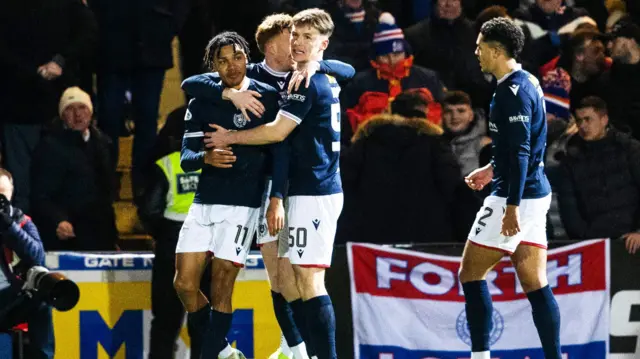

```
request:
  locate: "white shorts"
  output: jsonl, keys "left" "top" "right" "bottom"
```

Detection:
{"left": 257, "top": 180, "right": 279, "bottom": 246}
{"left": 176, "top": 203, "right": 260, "bottom": 266}
{"left": 468, "top": 195, "right": 551, "bottom": 255}
{"left": 278, "top": 194, "right": 343, "bottom": 267}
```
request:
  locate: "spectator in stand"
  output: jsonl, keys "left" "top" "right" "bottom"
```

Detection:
{"left": 513, "top": 0, "right": 595, "bottom": 69}
{"left": 607, "top": 19, "right": 640, "bottom": 140}
{"left": 441, "top": 91, "right": 491, "bottom": 177}
{"left": 539, "top": 29, "right": 615, "bottom": 125}
{"left": 404, "top": 0, "right": 492, "bottom": 111}
{"left": 88, "top": 0, "right": 189, "bottom": 203}
{"left": 374, "top": 0, "right": 433, "bottom": 29}
{"left": 557, "top": 96, "right": 640, "bottom": 253}
{"left": 0, "top": 0, "right": 97, "bottom": 214}
{"left": 325, "top": 0, "right": 381, "bottom": 72}
{"left": 341, "top": 12, "right": 445, "bottom": 145}
{"left": 31, "top": 87, "right": 118, "bottom": 251}
{"left": 440, "top": 90, "right": 491, "bottom": 242}
{"left": 337, "top": 93, "right": 461, "bottom": 245}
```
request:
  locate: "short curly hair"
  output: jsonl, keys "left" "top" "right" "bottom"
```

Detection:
{"left": 203, "top": 31, "right": 251, "bottom": 71}
{"left": 480, "top": 17, "right": 525, "bottom": 59}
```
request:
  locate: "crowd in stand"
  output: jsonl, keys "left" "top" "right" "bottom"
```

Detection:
{"left": 2, "top": 0, "right": 640, "bottom": 254}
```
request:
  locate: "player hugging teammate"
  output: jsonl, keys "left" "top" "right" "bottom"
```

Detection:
{"left": 176, "top": 8, "right": 351, "bottom": 359}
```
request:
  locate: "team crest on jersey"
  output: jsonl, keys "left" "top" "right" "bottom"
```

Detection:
{"left": 233, "top": 113, "right": 248, "bottom": 128}
{"left": 259, "top": 223, "right": 267, "bottom": 237}
{"left": 456, "top": 308, "right": 504, "bottom": 346}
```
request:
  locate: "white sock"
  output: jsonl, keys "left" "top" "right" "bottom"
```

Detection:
{"left": 471, "top": 351, "right": 490, "bottom": 359}
{"left": 280, "top": 335, "right": 293, "bottom": 357}
{"left": 219, "top": 343, "right": 234, "bottom": 358}
{"left": 290, "top": 342, "right": 309, "bottom": 359}
{"left": 311, "top": 356, "right": 318, "bottom": 359}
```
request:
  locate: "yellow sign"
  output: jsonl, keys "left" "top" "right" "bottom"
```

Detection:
{"left": 46, "top": 252, "right": 278, "bottom": 359}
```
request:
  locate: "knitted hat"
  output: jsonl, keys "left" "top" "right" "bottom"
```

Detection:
{"left": 59, "top": 87, "right": 93, "bottom": 118}
{"left": 541, "top": 68, "right": 571, "bottom": 120}
{"left": 373, "top": 13, "right": 408, "bottom": 57}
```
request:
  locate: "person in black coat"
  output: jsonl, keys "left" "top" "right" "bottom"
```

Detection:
{"left": 0, "top": 0, "right": 98, "bottom": 214}
{"left": 337, "top": 93, "right": 461, "bottom": 245}
{"left": 87, "top": 0, "right": 189, "bottom": 202}
{"left": 557, "top": 96, "right": 640, "bottom": 253}
{"left": 31, "top": 87, "right": 118, "bottom": 251}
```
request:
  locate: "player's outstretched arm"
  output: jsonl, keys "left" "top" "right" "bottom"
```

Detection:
{"left": 180, "top": 100, "right": 206, "bottom": 172}
{"left": 318, "top": 60, "right": 356, "bottom": 81}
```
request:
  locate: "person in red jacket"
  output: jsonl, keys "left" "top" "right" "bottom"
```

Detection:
{"left": 340, "top": 12, "right": 446, "bottom": 147}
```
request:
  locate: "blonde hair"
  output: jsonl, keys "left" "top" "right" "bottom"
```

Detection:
{"left": 255, "top": 14, "right": 293, "bottom": 54}
{"left": 292, "top": 8, "right": 334, "bottom": 36}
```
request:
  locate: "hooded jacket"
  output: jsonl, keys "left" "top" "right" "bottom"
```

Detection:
{"left": 337, "top": 115, "right": 460, "bottom": 244}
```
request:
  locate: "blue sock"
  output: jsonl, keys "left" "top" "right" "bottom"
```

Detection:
{"left": 462, "top": 280, "right": 493, "bottom": 352}
{"left": 527, "top": 285, "right": 562, "bottom": 359}
{"left": 291, "top": 299, "right": 315, "bottom": 356}
{"left": 187, "top": 306, "right": 210, "bottom": 359}
{"left": 200, "top": 309, "right": 232, "bottom": 359}
{"left": 303, "top": 295, "right": 336, "bottom": 359}
{"left": 272, "top": 291, "right": 304, "bottom": 347}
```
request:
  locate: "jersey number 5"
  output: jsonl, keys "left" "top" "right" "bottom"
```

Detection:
{"left": 331, "top": 103, "right": 340, "bottom": 152}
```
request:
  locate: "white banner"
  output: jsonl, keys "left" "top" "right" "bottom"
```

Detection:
{"left": 347, "top": 240, "right": 610, "bottom": 359}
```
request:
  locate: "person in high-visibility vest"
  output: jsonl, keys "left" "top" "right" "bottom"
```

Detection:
{"left": 139, "top": 144, "right": 205, "bottom": 359}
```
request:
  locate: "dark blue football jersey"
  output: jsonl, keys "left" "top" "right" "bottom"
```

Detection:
{"left": 277, "top": 73, "right": 342, "bottom": 196}
{"left": 180, "top": 77, "right": 287, "bottom": 207}
{"left": 488, "top": 64, "right": 551, "bottom": 205}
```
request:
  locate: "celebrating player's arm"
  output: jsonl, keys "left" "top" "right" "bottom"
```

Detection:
{"left": 181, "top": 60, "right": 353, "bottom": 121}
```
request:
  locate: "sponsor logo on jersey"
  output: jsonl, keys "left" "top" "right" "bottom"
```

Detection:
{"left": 277, "top": 81, "right": 286, "bottom": 89}
{"left": 233, "top": 113, "right": 248, "bottom": 128}
{"left": 509, "top": 115, "right": 530, "bottom": 123}
{"left": 312, "top": 219, "right": 321, "bottom": 230}
{"left": 184, "top": 109, "right": 192, "bottom": 121}
{"left": 509, "top": 84, "right": 520, "bottom": 95}
{"left": 288, "top": 93, "right": 306, "bottom": 102}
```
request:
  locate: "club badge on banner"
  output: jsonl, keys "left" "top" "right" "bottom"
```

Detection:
{"left": 45, "top": 251, "right": 279, "bottom": 359}
{"left": 347, "top": 240, "right": 610, "bottom": 359}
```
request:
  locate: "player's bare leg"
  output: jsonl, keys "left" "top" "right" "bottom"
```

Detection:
{"left": 174, "top": 252, "right": 210, "bottom": 359}
{"left": 511, "top": 245, "right": 561, "bottom": 359}
{"left": 201, "top": 257, "right": 243, "bottom": 359}
{"left": 458, "top": 242, "right": 505, "bottom": 359}
{"left": 293, "top": 266, "right": 334, "bottom": 359}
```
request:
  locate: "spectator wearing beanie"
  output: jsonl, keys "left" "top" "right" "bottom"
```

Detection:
{"left": 31, "top": 87, "right": 118, "bottom": 251}
{"left": 341, "top": 12, "right": 445, "bottom": 146}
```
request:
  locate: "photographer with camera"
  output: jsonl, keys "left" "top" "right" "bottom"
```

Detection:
{"left": 0, "top": 168, "right": 54, "bottom": 358}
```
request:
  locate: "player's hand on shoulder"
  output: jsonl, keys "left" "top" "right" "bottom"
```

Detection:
{"left": 500, "top": 205, "right": 521, "bottom": 237}
{"left": 223, "top": 87, "right": 264, "bottom": 121}
{"left": 623, "top": 232, "right": 640, "bottom": 254}
{"left": 266, "top": 197, "right": 285, "bottom": 236}
{"left": 465, "top": 164, "right": 494, "bottom": 191}
{"left": 288, "top": 61, "right": 320, "bottom": 93}
{"left": 204, "top": 146, "right": 236, "bottom": 168}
